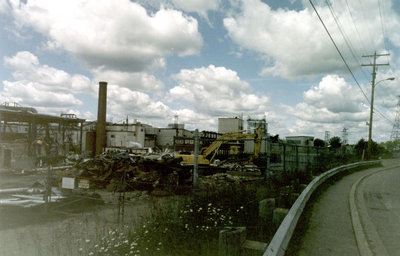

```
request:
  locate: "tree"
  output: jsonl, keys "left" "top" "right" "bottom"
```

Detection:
{"left": 354, "top": 138, "right": 367, "bottom": 158}
{"left": 313, "top": 138, "right": 325, "bottom": 147}
{"left": 355, "top": 138, "right": 385, "bottom": 159}
{"left": 329, "top": 136, "right": 342, "bottom": 149}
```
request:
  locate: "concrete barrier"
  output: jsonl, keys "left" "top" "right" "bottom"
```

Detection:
{"left": 263, "top": 160, "right": 380, "bottom": 256}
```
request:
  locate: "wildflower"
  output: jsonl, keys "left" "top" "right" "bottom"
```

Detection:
{"left": 157, "top": 248, "right": 160, "bottom": 251}
{"left": 144, "top": 230, "right": 148, "bottom": 234}
{"left": 79, "top": 248, "right": 83, "bottom": 252}
{"left": 240, "top": 206, "right": 244, "bottom": 210}
{"left": 89, "top": 252, "right": 94, "bottom": 256}
{"left": 85, "top": 239, "right": 90, "bottom": 243}
{"left": 94, "top": 244, "right": 98, "bottom": 248}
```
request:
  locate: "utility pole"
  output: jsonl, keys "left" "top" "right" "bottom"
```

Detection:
{"left": 362, "top": 52, "right": 389, "bottom": 156}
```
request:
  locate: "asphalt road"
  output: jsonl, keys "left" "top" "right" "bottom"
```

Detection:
{"left": 361, "top": 164, "right": 400, "bottom": 255}
{"left": 293, "top": 159, "right": 400, "bottom": 256}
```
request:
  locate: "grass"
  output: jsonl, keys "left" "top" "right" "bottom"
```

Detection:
{"left": 69, "top": 181, "right": 276, "bottom": 256}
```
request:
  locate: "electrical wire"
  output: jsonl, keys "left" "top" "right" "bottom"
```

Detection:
{"left": 374, "top": 106, "right": 394, "bottom": 125}
{"left": 378, "top": 0, "right": 388, "bottom": 51}
{"left": 325, "top": 0, "right": 370, "bottom": 82}
{"left": 356, "top": 0, "right": 375, "bottom": 53}
{"left": 309, "top": 0, "right": 369, "bottom": 104}
{"left": 344, "top": 0, "right": 368, "bottom": 55}
{"left": 342, "top": 0, "right": 373, "bottom": 81}
{"left": 309, "top": 0, "right": 394, "bottom": 126}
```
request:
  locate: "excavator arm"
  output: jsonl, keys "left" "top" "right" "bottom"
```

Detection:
{"left": 175, "top": 129, "right": 262, "bottom": 166}
{"left": 201, "top": 130, "right": 256, "bottom": 162}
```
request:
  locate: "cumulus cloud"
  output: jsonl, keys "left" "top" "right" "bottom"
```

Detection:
{"left": 167, "top": 65, "right": 270, "bottom": 116}
{"left": 0, "top": 0, "right": 9, "bottom": 13}
{"left": 9, "top": 0, "right": 202, "bottom": 72}
{"left": 287, "top": 75, "right": 368, "bottom": 123}
{"left": 92, "top": 68, "right": 163, "bottom": 92}
{"left": 372, "top": 70, "right": 400, "bottom": 108}
{"left": 1, "top": 80, "right": 82, "bottom": 108}
{"left": 303, "top": 75, "right": 365, "bottom": 113}
{"left": 107, "top": 84, "right": 172, "bottom": 122}
{"left": 4, "top": 51, "right": 93, "bottom": 94}
{"left": 223, "top": 0, "right": 400, "bottom": 79}
{"left": 173, "top": 108, "right": 217, "bottom": 130}
{"left": 1, "top": 51, "right": 92, "bottom": 113}
{"left": 172, "top": 0, "right": 220, "bottom": 20}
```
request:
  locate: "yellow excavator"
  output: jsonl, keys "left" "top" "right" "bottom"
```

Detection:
{"left": 175, "top": 128, "right": 263, "bottom": 166}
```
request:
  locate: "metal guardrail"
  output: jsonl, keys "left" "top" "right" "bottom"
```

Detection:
{"left": 263, "top": 160, "right": 380, "bottom": 256}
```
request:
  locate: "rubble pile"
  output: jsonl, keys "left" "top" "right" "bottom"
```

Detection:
{"left": 68, "top": 152, "right": 191, "bottom": 192}
{"left": 198, "top": 173, "right": 263, "bottom": 190}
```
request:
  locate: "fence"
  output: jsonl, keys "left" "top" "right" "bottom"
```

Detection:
{"left": 209, "top": 136, "right": 354, "bottom": 175}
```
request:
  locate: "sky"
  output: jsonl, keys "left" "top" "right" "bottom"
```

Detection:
{"left": 1, "top": 0, "right": 400, "bottom": 144}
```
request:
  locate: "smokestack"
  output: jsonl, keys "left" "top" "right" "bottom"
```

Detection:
{"left": 96, "top": 81, "right": 107, "bottom": 155}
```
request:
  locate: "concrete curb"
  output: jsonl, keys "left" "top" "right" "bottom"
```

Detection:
{"left": 263, "top": 160, "right": 380, "bottom": 256}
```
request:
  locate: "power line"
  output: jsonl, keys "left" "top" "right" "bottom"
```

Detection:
{"left": 344, "top": 0, "right": 368, "bottom": 55}
{"left": 378, "top": 0, "right": 388, "bottom": 51}
{"left": 325, "top": 0, "right": 370, "bottom": 82}
{"left": 309, "top": 0, "right": 369, "bottom": 104}
{"left": 310, "top": 0, "right": 394, "bottom": 126}
{"left": 355, "top": 0, "right": 375, "bottom": 53}
{"left": 374, "top": 107, "right": 394, "bottom": 125}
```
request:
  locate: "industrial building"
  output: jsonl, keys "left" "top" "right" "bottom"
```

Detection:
{"left": 285, "top": 136, "right": 315, "bottom": 146}
{"left": 0, "top": 82, "right": 277, "bottom": 169}
{"left": 0, "top": 102, "right": 85, "bottom": 169}
{"left": 218, "top": 117, "right": 244, "bottom": 134}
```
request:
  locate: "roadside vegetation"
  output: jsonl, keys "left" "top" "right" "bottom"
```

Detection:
{"left": 72, "top": 182, "right": 273, "bottom": 256}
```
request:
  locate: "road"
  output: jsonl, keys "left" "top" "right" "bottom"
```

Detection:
{"left": 293, "top": 159, "right": 400, "bottom": 256}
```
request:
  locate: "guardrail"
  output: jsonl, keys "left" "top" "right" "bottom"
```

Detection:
{"left": 263, "top": 160, "right": 380, "bottom": 256}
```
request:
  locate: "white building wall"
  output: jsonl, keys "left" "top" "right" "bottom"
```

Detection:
{"left": 244, "top": 140, "right": 267, "bottom": 154}
{"left": 106, "top": 124, "right": 146, "bottom": 148}
{"left": 156, "top": 128, "right": 194, "bottom": 149}
{"left": 218, "top": 118, "right": 244, "bottom": 134}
